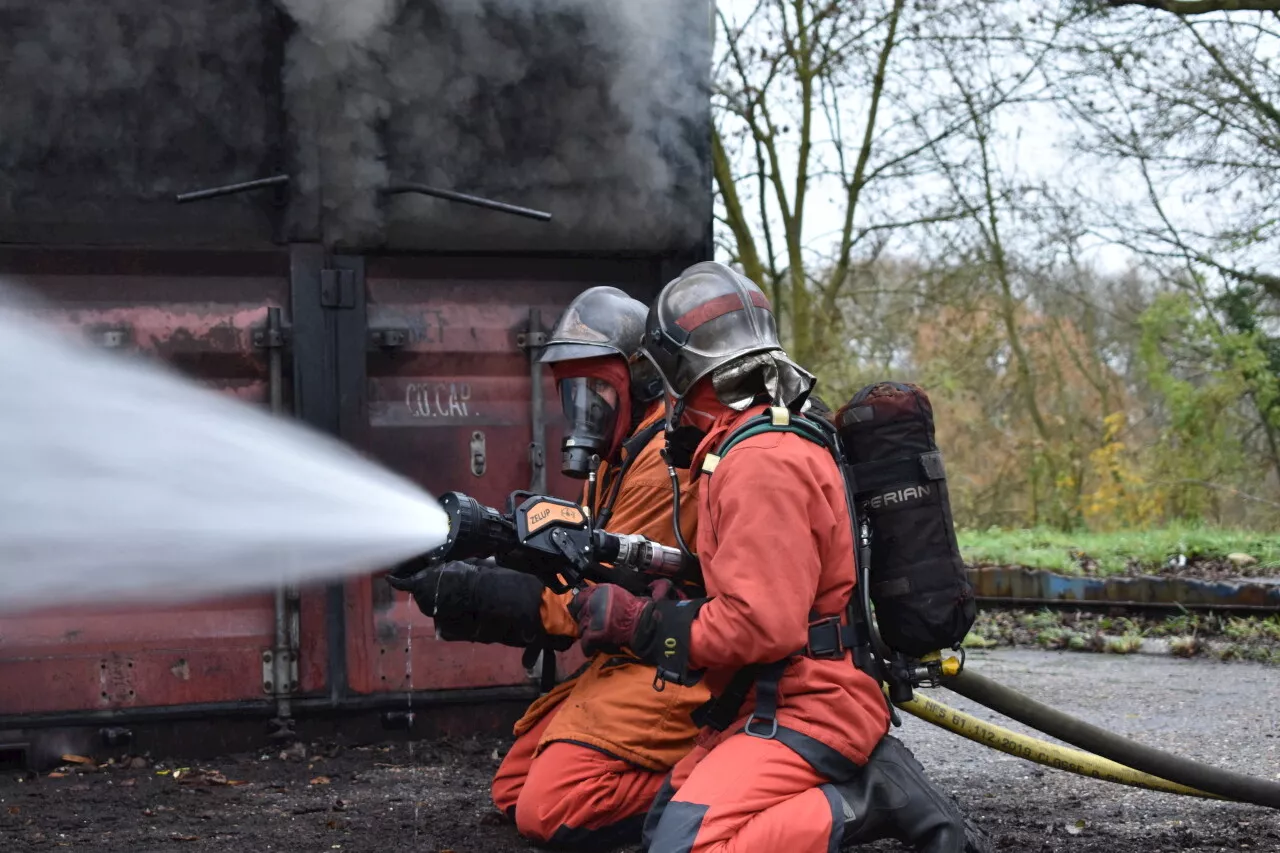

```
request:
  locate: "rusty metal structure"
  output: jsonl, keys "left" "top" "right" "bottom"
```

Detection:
{"left": 0, "top": 0, "right": 713, "bottom": 766}
{"left": 969, "top": 567, "right": 1280, "bottom": 613}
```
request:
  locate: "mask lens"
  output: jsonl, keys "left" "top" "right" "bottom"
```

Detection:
{"left": 561, "top": 378, "right": 618, "bottom": 438}
{"left": 558, "top": 377, "right": 620, "bottom": 477}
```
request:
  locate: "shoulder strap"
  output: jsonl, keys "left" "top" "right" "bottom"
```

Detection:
{"left": 623, "top": 418, "right": 665, "bottom": 459}
{"left": 701, "top": 406, "right": 833, "bottom": 477}
{"left": 595, "top": 419, "right": 665, "bottom": 527}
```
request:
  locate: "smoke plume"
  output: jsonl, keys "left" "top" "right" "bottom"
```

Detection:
{"left": 278, "top": 0, "right": 400, "bottom": 247}
{"left": 381, "top": 0, "right": 713, "bottom": 252}
{"left": 0, "top": 0, "right": 280, "bottom": 247}
{"left": 1, "top": 0, "right": 712, "bottom": 254}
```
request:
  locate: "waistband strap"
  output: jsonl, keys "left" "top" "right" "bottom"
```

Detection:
{"left": 691, "top": 615, "right": 860, "bottom": 735}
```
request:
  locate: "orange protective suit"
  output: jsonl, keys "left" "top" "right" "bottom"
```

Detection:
{"left": 491, "top": 402, "right": 709, "bottom": 846}
{"left": 643, "top": 397, "right": 891, "bottom": 853}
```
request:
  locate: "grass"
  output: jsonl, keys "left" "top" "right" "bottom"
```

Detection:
{"left": 966, "top": 608, "right": 1280, "bottom": 665}
{"left": 958, "top": 526, "right": 1280, "bottom": 576}
{"left": 1103, "top": 634, "right": 1144, "bottom": 655}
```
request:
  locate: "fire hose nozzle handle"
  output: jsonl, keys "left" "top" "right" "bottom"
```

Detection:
{"left": 385, "top": 555, "right": 434, "bottom": 590}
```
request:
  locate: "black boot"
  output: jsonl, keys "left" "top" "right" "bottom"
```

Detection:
{"left": 833, "top": 736, "right": 991, "bottom": 853}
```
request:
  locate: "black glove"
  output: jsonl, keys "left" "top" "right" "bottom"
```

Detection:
{"left": 386, "top": 559, "right": 464, "bottom": 617}
{"left": 387, "top": 560, "right": 561, "bottom": 649}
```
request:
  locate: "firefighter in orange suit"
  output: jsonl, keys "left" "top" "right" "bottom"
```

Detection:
{"left": 392, "top": 286, "right": 708, "bottom": 848}
{"left": 566, "top": 263, "right": 983, "bottom": 853}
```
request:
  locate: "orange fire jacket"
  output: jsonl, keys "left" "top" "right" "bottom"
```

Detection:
{"left": 512, "top": 402, "right": 709, "bottom": 771}
{"left": 687, "top": 402, "right": 890, "bottom": 766}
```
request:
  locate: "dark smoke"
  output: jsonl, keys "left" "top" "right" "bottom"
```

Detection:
{"left": 0, "top": 0, "right": 281, "bottom": 247}
{"left": 278, "top": 0, "right": 399, "bottom": 247}
{"left": 1, "top": 0, "right": 712, "bottom": 254}
{"left": 381, "top": 0, "right": 713, "bottom": 253}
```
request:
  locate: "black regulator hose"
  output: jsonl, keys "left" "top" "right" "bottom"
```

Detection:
{"left": 660, "top": 448, "right": 699, "bottom": 565}
{"left": 943, "top": 668, "right": 1280, "bottom": 810}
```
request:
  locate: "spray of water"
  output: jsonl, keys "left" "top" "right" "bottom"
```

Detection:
{"left": 0, "top": 283, "right": 447, "bottom": 615}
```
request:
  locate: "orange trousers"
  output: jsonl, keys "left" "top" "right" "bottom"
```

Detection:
{"left": 643, "top": 732, "right": 848, "bottom": 853}
{"left": 491, "top": 704, "right": 668, "bottom": 848}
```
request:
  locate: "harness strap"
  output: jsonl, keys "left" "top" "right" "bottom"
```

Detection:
{"left": 743, "top": 659, "right": 787, "bottom": 739}
{"left": 700, "top": 410, "right": 832, "bottom": 478}
{"left": 521, "top": 643, "right": 558, "bottom": 693}
{"left": 692, "top": 412, "right": 859, "bottom": 738}
{"left": 804, "top": 616, "right": 859, "bottom": 660}
{"left": 691, "top": 664, "right": 758, "bottom": 731}
{"left": 595, "top": 420, "right": 664, "bottom": 527}
{"left": 691, "top": 615, "right": 861, "bottom": 735}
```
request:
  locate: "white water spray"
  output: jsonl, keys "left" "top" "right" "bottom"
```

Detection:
{"left": 0, "top": 284, "right": 447, "bottom": 615}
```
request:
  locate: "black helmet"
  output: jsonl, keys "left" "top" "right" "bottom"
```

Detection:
{"left": 540, "top": 286, "right": 647, "bottom": 365}
{"left": 539, "top": 286, "right": 661, "bottom": 403}
{"left": 641, "top": 262, "right": 781, "bottom": 399}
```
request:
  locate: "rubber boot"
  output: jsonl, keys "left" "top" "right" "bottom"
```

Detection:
{"left": 834, "top": 736, "right": 991, "bottom": 853}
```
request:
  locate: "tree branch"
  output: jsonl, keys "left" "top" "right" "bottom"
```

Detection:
{"left": 712, "top": 127, "right": 765, "bottom": 288}
{"left": 1106, "top": 0, "right": 1280, "bottom": 14}
{"left": 1180, "top": 16, "right": 1280, "bottom": 134}
{"left": 1152, "top": 479, "right": 1280, "bottom": 509}
{"left": 818, "top": 0, "right": 906, "bottom": 320}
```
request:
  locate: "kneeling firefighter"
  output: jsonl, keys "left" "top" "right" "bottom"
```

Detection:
{"left": 567, "top": 263, "right": 981, "bottom": 853}
{"left": 392, "top": 286, "right": 710, "bottom": 848}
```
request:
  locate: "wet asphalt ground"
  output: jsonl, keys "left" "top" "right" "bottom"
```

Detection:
{"left": 1, "top": 648, "right": 1277, "bottom": 851}
{"left": 898, "top": 648, "right": 1280, "bottom": 851}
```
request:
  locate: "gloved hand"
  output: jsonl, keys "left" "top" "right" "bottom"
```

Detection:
{"left": 568, "top": 579, "right": 683, "bottom": 656}
{"left": 385, "top": 560, "right": 553, "bottom": 648}
{"left": 385, "top": 560, "right": 472, "bottom": 618}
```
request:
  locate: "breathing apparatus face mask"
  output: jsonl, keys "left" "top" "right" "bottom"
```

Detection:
{"left": 559, "top": 377, "right": 621, "bottom": 479}
{"left": 662, "top": 394, "right": 713, "bottom": 470}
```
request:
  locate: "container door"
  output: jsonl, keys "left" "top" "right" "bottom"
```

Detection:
{"left": 0, "top": 248, "right": 298, "bottom": 720}
{"left": 341, "top": 255, "right": 668, "bottom": 699}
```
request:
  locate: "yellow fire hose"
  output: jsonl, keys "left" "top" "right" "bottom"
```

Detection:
{"left": 893, "top": 688, "right": 1219, "bottom": 800}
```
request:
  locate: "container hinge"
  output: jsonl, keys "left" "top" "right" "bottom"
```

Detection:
{"left": 252, "top": 325, "right": 291, "bottom": 349}
{"left": 262, "top": 649, "right": 299, "bottom": 695}
{"left": 471, "top": 430, "right": 488, "bottom": 477}
{"left": 519, "top": 308, "right": 548, "bottom": 493}
{"left": 91, "top": 326, "right": 132, "bottom": 349}
{"left": 320, "top": 268, "right": 357, "bottom": 309}
{"left": 516, "top": 329, "right": 548, "bottom": 351}
{"left": 368, "top": 327, "right": 410, "bottom": 350}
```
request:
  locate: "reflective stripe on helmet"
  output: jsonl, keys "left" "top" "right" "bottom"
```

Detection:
{"left": 674, "top": 289, "right": 771, "bottom": 332}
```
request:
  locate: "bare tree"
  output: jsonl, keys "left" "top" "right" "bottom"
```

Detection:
{"left": 710, "top": 0, "right": 1280, "bottom": 527}
{"left": 712, "top": 0, "right": 1009, "bottom": 369}
{"left": 1104, "top": 0, "right": 1280, "bottom": 15}
{"left": 1056, "top": 4, "right": 1280, "bottom": 480}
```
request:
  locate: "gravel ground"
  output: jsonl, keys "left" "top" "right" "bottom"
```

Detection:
{"left": 1, "top": 649, "right": 1277, "bottom": 852}
{"left": 896, "top": 649, "right": 1280, "bottom": 852}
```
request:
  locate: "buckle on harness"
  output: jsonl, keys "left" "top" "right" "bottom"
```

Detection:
{"left": 743, "top": 712, "right": 779, "bottom": 739}
{"left": 805, "top": 616, "right": 845, "bottom": 660}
